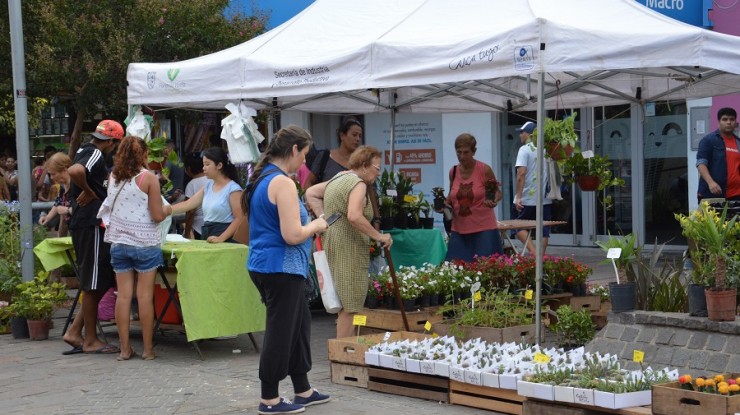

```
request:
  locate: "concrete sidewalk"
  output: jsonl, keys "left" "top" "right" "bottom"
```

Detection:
{"left": 0, "top": 246, "right": 638, "bottom": 414}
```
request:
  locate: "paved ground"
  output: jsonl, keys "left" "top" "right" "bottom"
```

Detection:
{"left": 0, "top": 246, "right": 667, "bottom": 414}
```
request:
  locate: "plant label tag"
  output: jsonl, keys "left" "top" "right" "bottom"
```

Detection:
{"left": 353, "top": 315, "right": 367, "bottom": 326}
{"left": 383, "top": 331, "right": 391, "bottom": 341}
{"left": 607, "top": 248, "right": 622, "bottom": 259}
{"left": 525, "top": 290, "right": 534, "bottom": 300}
{"left": 581, "top": 150, "right": 594, "bottom": 159}
{"left": 386, "top": 189, "right": 397, "bottom": 197}
{"left": 432, "top": 332, "right": 438, "bottom": 338}
{"left": 534, "top": 352, "right": 551, "bottom": 363}
{"left": 474, "top": 291, "right": 482, "bottom": 301}
{"left": 470, "top": 282, "right": 481, "bottom": 294}
{"left": 633, "top": 350, "right": 644, "bottom": 363}
{"left": 424, "top": 321, "right": 432, "bottom": 331}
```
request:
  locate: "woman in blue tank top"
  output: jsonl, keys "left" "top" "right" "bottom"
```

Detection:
{"left": 242, "top": 125, "right": 330, "bottom": 414}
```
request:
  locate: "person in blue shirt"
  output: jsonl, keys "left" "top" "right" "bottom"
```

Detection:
{"left": 243, "top": 125, "right": 330, "bottom": 415}
{"left": 172, "top": 147, "right": 243, "bottom": 243}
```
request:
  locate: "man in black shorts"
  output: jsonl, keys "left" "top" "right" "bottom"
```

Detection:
{"left": 62, "top": 120, "right": 122, "bottom": 354}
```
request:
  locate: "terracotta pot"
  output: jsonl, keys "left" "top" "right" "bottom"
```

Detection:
{"left": 705, "top": 287, "right": 736, "bottom": 322}
{"left": 147, "top": 161, "right": 164, "bottom": 171}
{"left": 27, "top": 319, "right": 51, "bottom": 340}
{"left": 547, "top": 143, "right": 574, "bottom": 161}
{"left": 576, "top": 175, "right": 601, "bottom": 191}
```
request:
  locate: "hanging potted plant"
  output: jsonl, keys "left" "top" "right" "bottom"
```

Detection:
{"left": 532, "top": 113, "right": 579, "bottom": 161}
{"left": 676, "top": 202, "right": 739, "bottom": 321}
{"left": 595, "top": 233, "right": 639, "bottom": 313}
{"left": 561, "top": 153, "right": 625, "bottom": 192}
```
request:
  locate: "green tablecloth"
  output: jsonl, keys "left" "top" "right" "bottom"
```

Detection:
{"left": 387, "top": 228, "right": 447, "bottom": 269}
{"left": 34, "top": 237, "right": 266, "bottom": 342}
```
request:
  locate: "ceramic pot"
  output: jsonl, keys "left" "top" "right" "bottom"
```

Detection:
{"left": 27, "top": 319, "right": 51, "bottom": 341}
{"left": 576, "top": 175, "right": 601, "bottom": 191}
{"left": 705, "top": 287, "right": 736, "bottom": 322}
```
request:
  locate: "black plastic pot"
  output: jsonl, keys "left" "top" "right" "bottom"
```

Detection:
{"left": 687, "top": 283, "right": 708, "bottom": 317}
{"left": 11, "top": 316, "right": 29, "bottom": 339}
{"left": 608, "top": 281, "right": 636, "bottom": 313}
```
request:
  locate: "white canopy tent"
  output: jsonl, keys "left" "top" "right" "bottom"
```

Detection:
{"left": 127, "top": 0, "right": 740, "bottom": 341}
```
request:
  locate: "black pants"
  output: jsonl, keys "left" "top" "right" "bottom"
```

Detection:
{"left": 250, "top": 271, "right": 312, "bottom": 399}
{"left": 201, "top": 221, "right": 235, "bottom": 243}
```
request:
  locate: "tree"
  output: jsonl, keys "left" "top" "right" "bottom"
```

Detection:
{"left": 1, "top": 0, "right": 267, "bottom": 154}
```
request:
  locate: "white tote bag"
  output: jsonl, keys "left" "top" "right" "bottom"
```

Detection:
{"left": 313, "top": 236, "right": 342, "bottom": 314}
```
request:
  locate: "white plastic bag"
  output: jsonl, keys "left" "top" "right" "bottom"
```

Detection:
{"left": 313, "top": 236, "right": 341, "bottom": 313}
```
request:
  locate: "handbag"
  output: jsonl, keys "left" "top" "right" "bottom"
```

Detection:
{"left": 97, "top": 179, "right": 127, "bottom": 227}
{"left": 312, "top": 235, "right": 342, "bottom": 313}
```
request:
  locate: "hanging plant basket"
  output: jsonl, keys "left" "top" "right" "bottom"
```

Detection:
{"left": 547, "top": 142, "right": 574, "bottom": 161}
{"left": 577, "top": 175, "right": 601, "bottom": 191}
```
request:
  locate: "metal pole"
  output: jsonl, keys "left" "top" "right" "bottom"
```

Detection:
{"left": 389, "top": 90, "right": 397, "bottom": 171}
{"left": 534, "top": 71, "right": 546, "bottom": 345}
{"left": 9, "top": 0, "right": 34, "bottom": 282}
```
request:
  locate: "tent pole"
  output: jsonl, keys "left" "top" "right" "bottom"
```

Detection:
{"left": 534, "top": 71, "right": 546, "bottom": 345}
{"left": 389, "top": 89, "right": 397, "bottom": 171}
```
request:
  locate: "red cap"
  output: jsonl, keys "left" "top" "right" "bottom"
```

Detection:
{"left": 92, "top": 120, "right": 124, "bottom": 141}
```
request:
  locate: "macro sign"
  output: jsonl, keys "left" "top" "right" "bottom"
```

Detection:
{"left": 634, "top": 0, "right": 711, "bottom": 28}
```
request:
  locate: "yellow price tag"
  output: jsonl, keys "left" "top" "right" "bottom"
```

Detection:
{"left": 533, "top": 352, "right": 551, "bottom": 364}
{"left": 353, "top": 315, "right": 367, "bottom": 326}
{"left": 403, "top": 194, "right": 417, "bottom": 203}
{"left": 474, "top": 291, "right": 482, "bottom": 301}
{"left": 633, "top": 350, "right": 644, "bottom": 363}
{"left": 432, "top": 332, "right": 438, "bottom": 338}
{"left": 424, "top": 321, "right": 432, "bottom": 331}
{"left": 525, "top": 290, "right": 534, "bottom": 300}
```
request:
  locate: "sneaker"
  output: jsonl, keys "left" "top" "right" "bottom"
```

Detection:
{"left": 293, "top": 389, "right": 330, "bottom": 407}
{"left": 257, "top": 398, "right": 304, "bottom": 414}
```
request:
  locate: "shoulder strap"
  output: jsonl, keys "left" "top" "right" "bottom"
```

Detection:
{"left": 316, "top": 149, "right": 331, "bottom": 183}
{"left": 449, "top": 165, "right": 457, "bottom": 192}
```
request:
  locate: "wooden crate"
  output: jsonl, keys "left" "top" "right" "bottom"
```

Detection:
{"left": 569, "top": 296, "right": 601, "bottom": 312}
{"left": 360, "top": 306, "right": 443, "bottom": 332}
{"left": 327, "top": 331, "right": 430, "bottom": 365}
{"left": 330, "top": 362, "right": 368, "bottom": 388}
{"left": 433, "top": 322, "right": 537, "bottom": 344}
{"left": 449, "top": 380, "right": 526, "bottom": 415}
{"left": 367, "top": 367, "right": 449, "bottom": 403}
{"left": 524, "top": 399, "right": 652, "bottom": 415}
{"left": 652, "top": 376, "right": 740, "bottom": 415}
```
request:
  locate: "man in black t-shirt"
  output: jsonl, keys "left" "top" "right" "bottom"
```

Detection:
{"left": 62, "top": 120, "right": 122, "bottom": 355}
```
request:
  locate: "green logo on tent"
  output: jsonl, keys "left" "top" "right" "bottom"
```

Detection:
{"left": 167, "top": 68, "right": 180, "bottom": 81}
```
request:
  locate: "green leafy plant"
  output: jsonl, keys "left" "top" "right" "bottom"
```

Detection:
{"left": 550, "top": 305, "right": 595, "bottom": 347}
{"left": 379, "top": 195, "right": 395, "bottom": 218}
{"left": 531, "top": 113, "right": 579, "bottom": 159}
{"left": 595, "top": 232, "right": 639, "bottom": 283}
{"left": 632, "top": 240, "right": 686, "bottom": 312}
{"left": 438, "top": 291, "right": 534, "bottom": 330}
{"left": 0, "top": 202, "right": 48, "bottom": 296}
{"left": 8, "top": 271, "right": 68, "bottom": 320}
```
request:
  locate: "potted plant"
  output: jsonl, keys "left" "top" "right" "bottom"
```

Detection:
{"left": 676, "top": 202, "right": 739, "bottom": 321}
{"left": 378, "top": 195, "right": 395, "bottom": 230}
{"left": 431, "top": 187, "right": 446, "bottom": 211}
{"left": 484, "top": 178, "right": 500, "bottom": 201}
{"left": 419, "top": 198, "right": 435, "bottom": 229}
{"left": 532, "top": 112, "right": 579, "bottom": 161}
{"left": 550, "top": 305, "right": 596, "bottom": 349}
{"left": 8, "top": 271, "right": 68, "bottom": 340}
{"left": 595, "top": 232, "right": 639, "bottom": 313}
{"left": 146, "top": 133, "right": 183, "bottom": 194}
{"left": 561, "top": 153, "right": 625, "bottom": 193}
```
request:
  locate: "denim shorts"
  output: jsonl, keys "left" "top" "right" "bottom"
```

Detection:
{"left": 110, "top": 243, "right": 163, "bottom": 274}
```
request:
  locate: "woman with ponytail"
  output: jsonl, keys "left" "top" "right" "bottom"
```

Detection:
{"left": 171, "top": 147, "right": 243, "bottom": 243}
{"left": 242, "top": 125, "right": 331, "bottom": 414}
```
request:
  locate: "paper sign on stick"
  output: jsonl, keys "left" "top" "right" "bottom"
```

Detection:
{"left": 607, "top": 248, "right": 622, "bottom": 259}
{"left": 633, "top": 350, "right": 644, "bottom": 363}
{"left": 353, "top": 315, "right": 367, "bottom": 326}
{"left": 581, "top": 150, "right": 594, "bottom": 158}
{"left": 424, "top": 321, "right": 432, "bottom": 331}
{"left": 474, "top": 292, "right": 482, "bottom": 301}
{"left": 534, "top": 352, "right": 551, "bottom": 363}
{"left": 525, "top": 290, "right": 534, "bottom": 300}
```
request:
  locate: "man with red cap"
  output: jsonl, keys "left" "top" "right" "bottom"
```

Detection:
{"left": 62, "top": 120, "right": 123, "bottom": 355}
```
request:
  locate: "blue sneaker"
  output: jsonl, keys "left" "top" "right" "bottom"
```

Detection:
{"left": 293, "top": 389, "right": 330, "bottom": 407}
{"left": 257, "top": 398, "right": 304, "bottom": 414}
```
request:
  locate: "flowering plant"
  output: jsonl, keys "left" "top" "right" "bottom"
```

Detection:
{"left": 369, "top": 240, "right": 382, "bottom": 259}
{"left": 395, "top": 266, "right": 424, "bottom": 300}
{"left": 543, "top": 256, "right": 592, "bottom": 286}
{"left": 587, "top": 283, "right": 610, "bottom": 302}
{"left": 484, "top": 179, "right": 499, "bottom": 201}
{"left": 678, "top": 374, "right": 740, "bottom": 395}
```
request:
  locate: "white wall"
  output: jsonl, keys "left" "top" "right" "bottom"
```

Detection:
{"left": 687, "top": 98, "right": 712, "bottom": 212}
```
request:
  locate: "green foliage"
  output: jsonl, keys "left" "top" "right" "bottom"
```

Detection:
{"left": 7, "top": 271, "right": 67, "bottom": 320}
{"left": 595, "top": 232, "right": 639, "bottom": 282}
{"left": 560, "top": 152, "right": 625, "bottom": 209}
{"left": 438, "top": 291, "right": 534, "bottom": 330}
{"left": 550, "top": 305, "right": 595, "bottom": 347}
{"left": 0, "top": 204, "right": 48, "bottom": 295}
{"left": 632, "top": 240, "right": 687, "bottom": 312}
{"left": 531, "top": 113, "right": 579, "bottom": 153}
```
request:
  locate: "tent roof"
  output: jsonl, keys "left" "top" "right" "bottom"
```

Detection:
{"left": 127, "top": 0, "right": 740, "bottom": 112}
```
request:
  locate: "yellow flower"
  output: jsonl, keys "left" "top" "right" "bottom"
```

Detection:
{"left": 715, "top": 375, "right": 725, "bottom": 383}
{"left": 730, "top": 384, "right": 740, "bottom": 392}
{"left": 719, "top": 381, "right": 729, "bottom": 389}
{"left": 706, "top": 379, "right": 716, "bottom": 387}
{"left": 719, "top": 385, "right": 729, "bottom": 395}
{"left": 696, "top": 378, "right": 706, "bottom": 387}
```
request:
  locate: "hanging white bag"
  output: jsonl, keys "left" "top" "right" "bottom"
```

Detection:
{"left": 313, "top": 235, "right": 342, "bottom": 314}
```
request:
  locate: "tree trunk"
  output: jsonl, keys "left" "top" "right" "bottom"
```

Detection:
{"left": 716, "top": 256, "right": 727, "bottom": 290}
{"left": 67, "top": 109, "right": 86, "bottom": 158}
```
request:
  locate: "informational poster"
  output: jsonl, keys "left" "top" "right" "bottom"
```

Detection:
{"left": 365, "top": 113, "right": 444, "bottom": 198}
